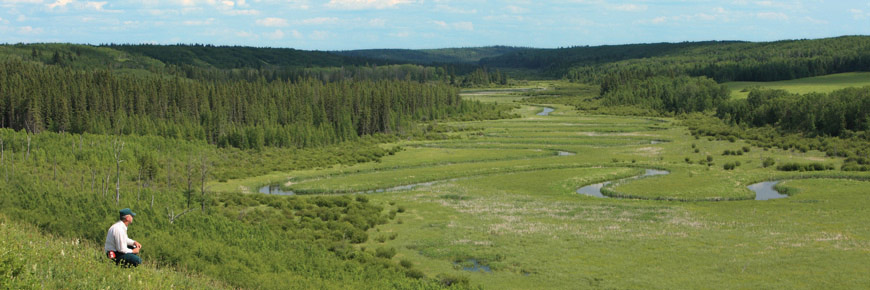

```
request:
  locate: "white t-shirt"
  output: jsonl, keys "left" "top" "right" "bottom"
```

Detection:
{"left": 104, "top": 220, "right": 137, "bottom": 254}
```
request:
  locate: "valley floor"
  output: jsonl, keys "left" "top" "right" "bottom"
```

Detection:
{"left": 222, "top": 96, "right": 870, "bottom": 289}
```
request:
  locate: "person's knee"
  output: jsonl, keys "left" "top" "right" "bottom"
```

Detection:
{"left": 121, "top": 254, "right": 142, "bottom": 267}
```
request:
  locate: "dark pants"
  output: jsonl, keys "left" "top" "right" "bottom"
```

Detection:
{"left": 108, "top": 251, "right": 141, "bottom": 267}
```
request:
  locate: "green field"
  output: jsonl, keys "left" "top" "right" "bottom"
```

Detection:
{"left": 220, "top": 98, "right": 870, "bottom": 289}
{"left": 726, "top": 72, "right": 870, "bottom": 99}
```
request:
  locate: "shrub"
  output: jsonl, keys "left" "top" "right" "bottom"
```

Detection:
{"left": 742, "top": 146, "right": 750, "bottom": 152}
{"left": 436, "top": 273, "right": 470, "bottom": 287}
{"left": 406, "top": 269, "right": 425, "bottom": 279}
{"left": 763, "top": 157, "right": 776, "bottom": 168}
{"left": 399, "top": 259, "right": 413, "bottom": 269}
{"left": 375, "top": 247, "right": 397, "bottom": 259}
{"left": 776, "top": 162, "right": 834, "bottom": 172}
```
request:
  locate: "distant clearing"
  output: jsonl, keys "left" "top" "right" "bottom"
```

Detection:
{"left": 726, "top": 72, "right": 870, "bottom": 99}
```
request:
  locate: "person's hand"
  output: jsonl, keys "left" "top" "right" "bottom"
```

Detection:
{"left": 134, "top": 241, "right": 142, "bottom": 249}
{"left": 132, "top": 247, "right": 140, "bottom": 254}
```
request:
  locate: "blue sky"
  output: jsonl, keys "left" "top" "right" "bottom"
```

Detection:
{"left": 1, "top": 0, "right": 868, "bottom": 50}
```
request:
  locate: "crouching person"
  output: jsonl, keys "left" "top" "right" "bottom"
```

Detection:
{"left": 104, "top": 208, "right": 142, "bottom": 267}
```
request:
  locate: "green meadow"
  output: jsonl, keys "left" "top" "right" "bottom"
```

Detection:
{"left": 220, "top": 89, "right": 870, "bottom": 289}
{"left": 726, "top": 72, "right": 870, "bottom": 99}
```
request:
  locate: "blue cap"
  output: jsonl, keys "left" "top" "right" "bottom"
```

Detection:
{"left": 119, "top": 208, "right": 136, "bottom": 218}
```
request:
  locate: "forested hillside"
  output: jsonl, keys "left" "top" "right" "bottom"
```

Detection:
{"left": 334, "top": 46, "right": 526, "bottom": 64}
{"left": 0, "top": 58, "right": 509, "bottom": 149}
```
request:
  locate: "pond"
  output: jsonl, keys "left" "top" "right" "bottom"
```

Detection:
{"left": 576, "top": 169, "right": 670, "bottom": 198}
{"left": 258, "top": 185, "right": 295, "bottom": 195}
{"left": 747, "top": 181, "right": 788, "bottom": 200}
{"left": 537, "top": 107, "right": 555, "bottom": 116}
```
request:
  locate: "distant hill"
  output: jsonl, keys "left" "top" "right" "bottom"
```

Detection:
{"left": 0, "top": 43, "right": 391, "bottom": 72}
{"left": 334, "top": 46, "right": 528, "bottom": 64}
{"left": 479, "top": 36, "right": 870, "bottom": 82}
{"left": 479, "top": 41, "right": 744, "bottom": 75}
{"left": 108, "top": 44, "right": 387, "bottom": 69}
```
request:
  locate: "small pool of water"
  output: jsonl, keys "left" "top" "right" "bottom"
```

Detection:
{"left": 576, "top": 169, "right": 670, "bottom": 198}
{"left": 258, "top": 185, "right": 295, "bottom": 195}
{"left": 558, "top": 151, "right": 576, "bottom": 156}
{"left": 747, "top": 181, "right": 788, "bottom": 200}
{"left": 456, "top": 259, "right": 492, "bottom": 273}
{"left": 537, "top": 107, "right": 555, "bottom": 116}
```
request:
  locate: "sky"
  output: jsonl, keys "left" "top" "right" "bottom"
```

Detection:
{"left": 0, "top": 0, "right": 868, "bottom": 50}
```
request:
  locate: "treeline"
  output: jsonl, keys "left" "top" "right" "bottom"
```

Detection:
{"left": 568, "top": 36, "right": 870, "bottom": 83}
{"left": 600, "top": 75, "right": 730, "bottom": 114}
{"left": 0, "top": 59, "right": 504, "bottom": 149}
{"left": 459, "top": 67, "right": 509, "bottom": 87}
{"left": 717, "top": 88, "right": 870, "bottom": 137}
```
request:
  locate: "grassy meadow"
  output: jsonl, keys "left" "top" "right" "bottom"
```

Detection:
{"left": 726, "top": 72, "right": 870, "bottom": 99}
{"left": 218, "top": 86, "right": 870, "bottom": 289}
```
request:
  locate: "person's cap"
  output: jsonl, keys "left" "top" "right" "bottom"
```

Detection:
{"left": 120, "top": 208, "right": 136, "bottom": 218}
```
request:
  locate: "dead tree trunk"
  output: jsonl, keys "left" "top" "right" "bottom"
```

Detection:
{"left": 185, "top": 157, "right": 195, "bottom": 209}
{"left": 112, "top": 139, "right": 124, "bottom": 205}
{"left": 200, "top": 154, "right": 210, "bottom": 211}
{"left": 1, "top": 138, "right": 5, "bottom": 182}
{"left": 25, "top": 134, "right": 31, "bottom": 162}
{"left": 137, "top": 171, "right": 142, "bottom": 201}
{"left": 91, "top": 169, "right": 96, "bottom": 194}
{"left": 167, "top": 207, "right": 194, "bottom": 224}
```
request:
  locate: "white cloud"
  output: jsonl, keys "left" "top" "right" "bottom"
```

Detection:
{"left": 390, "top": 31, "right": 410, "bottom": 37}
{"left": 290, "top": 29, "right": 302, "bottom": 38}
{"left": 324, "top": 0, "right": 417, "bottom": 10}
{"left": 264, "top": 29, "right": 284, "bottom": 40}
{"left": 368, "top": 18, "right": 385, "bottom": 27}
{"left": 235, "top": 30, "right": 254, "bottom": 38}
{"left": 256, "top": 17, "right": 287, "bottom": 27}
{"left": 851, "top": 9, "right": 869, "bottom": 20}
{"left": 609, "top": 4, "right": 646, "bottom": 12}
{"left": 46, "top": 0, "right": 72, "bottom": 9}
{"left": 18, "top": 25, "right": 43, "bottom": 34}
{"left": 802, "top": 17, "right": 827, "bottom": 25}
{"left": 651, "top": 16, "right": 667, "bottom": 24}
{"left": 310, "top": 30, "right": 329, "bottom": 40}
{"left": 432, "top": 20, "right": 473, "bottom": 31}
{"left": 222, "top": 9, "right": 258, "bottom": 15}
{"left": 434, "top": 4, "right": 475, "bottom": 14}
{"left": 1, "top": 0, "right": 43, "bottom": 4}
{"left": 756, "top": 12, "right": 788, "bottom": 20}
{"left": 85, "top": 1, "right": 120, "bottom": 12}
{"left": 505, "top": 5, "right": 527, "bottom": 13}
{"left": 300, "top": 17, "right": 338, "bottom": 25}
{"left": 183, "top": 18, "right": 214, "bottom": 25}
{"left": 452, "top": 21, "right": 473, "bottom": 31}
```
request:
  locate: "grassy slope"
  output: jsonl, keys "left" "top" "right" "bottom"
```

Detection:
{"left": 0, "top": 215, "right": 228, "bottom": 289}
{"left": 725, "top": 72, "right": 870, "bottom": 99}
